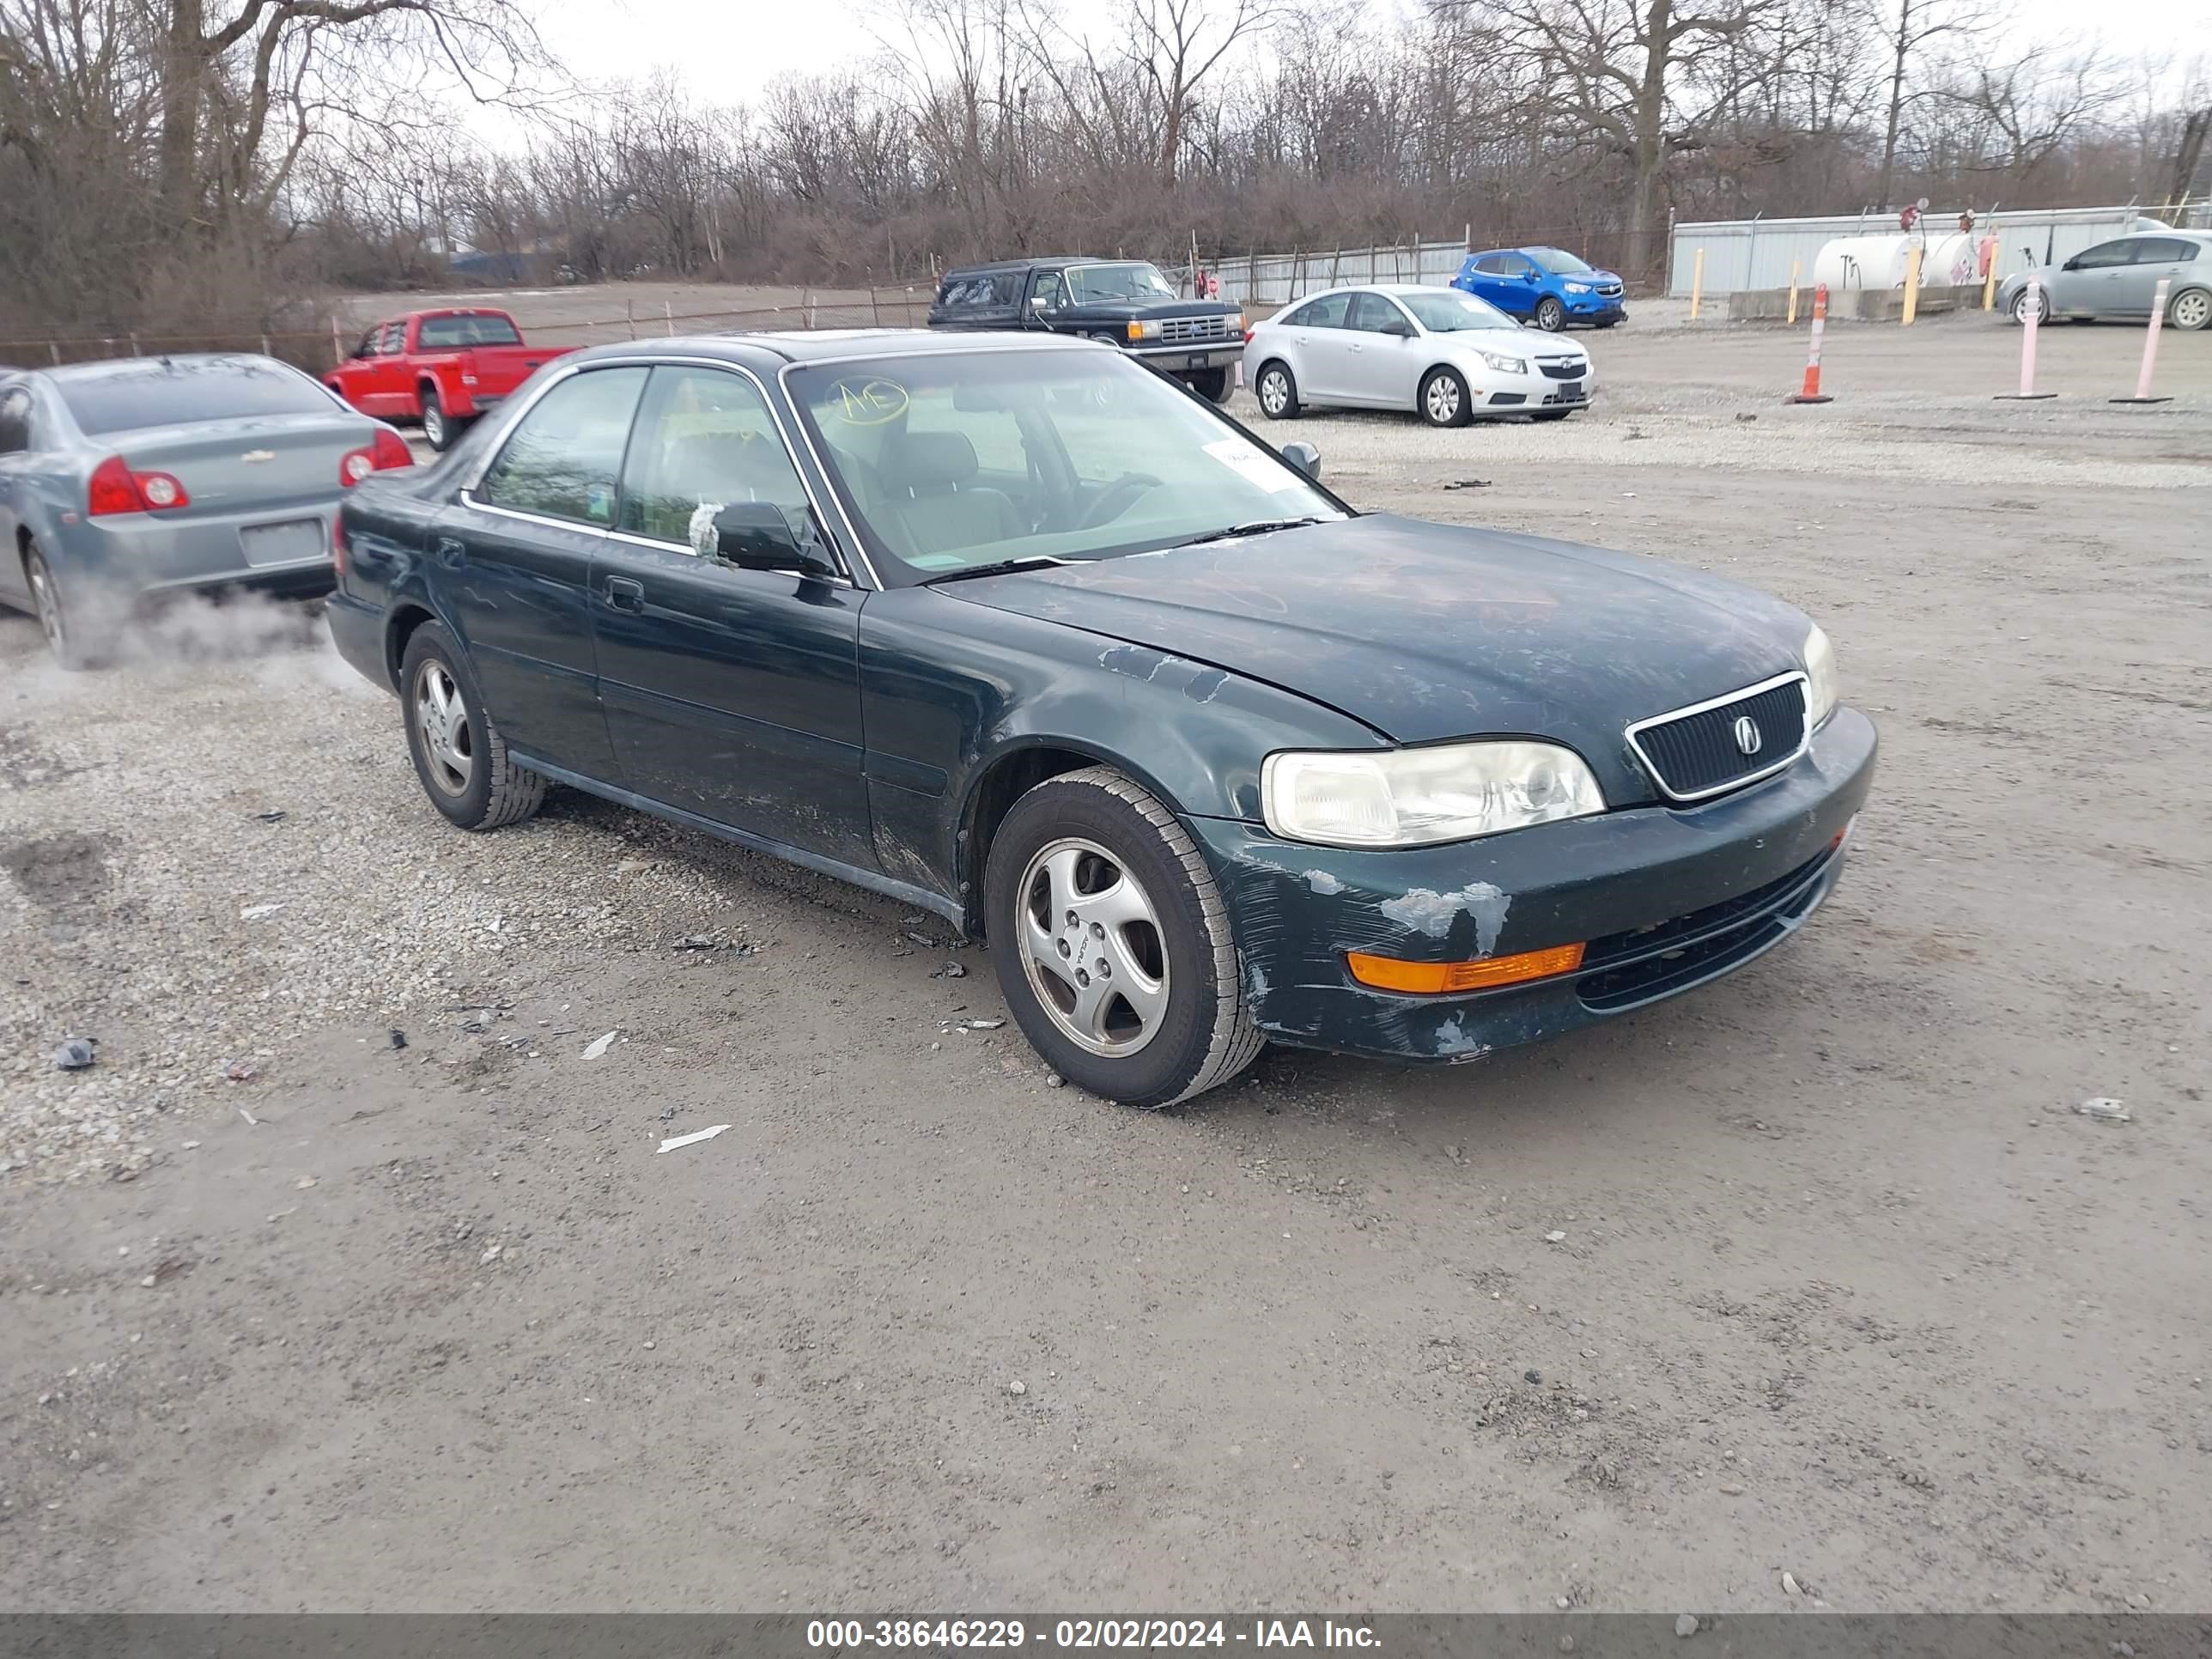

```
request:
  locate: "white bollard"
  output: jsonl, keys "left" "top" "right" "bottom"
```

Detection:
{"left": 1995, "top": 276, "right": 2056, "bottom": 401}
{"left": 2112, "top": 277, "right": 2175, "bottom": 406}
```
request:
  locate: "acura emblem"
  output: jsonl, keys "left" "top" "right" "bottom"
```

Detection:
{"left": 242, "top": 449, "right": 275, "bottom": 463}
{"left": 1733, "top": 714, "right": 1764, "bottom": 756}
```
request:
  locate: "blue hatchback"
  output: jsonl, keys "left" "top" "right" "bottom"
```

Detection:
{"left": 1454, "top": 247, "right": 1627, "bottom": 331}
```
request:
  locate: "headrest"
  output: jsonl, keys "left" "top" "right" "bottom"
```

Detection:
{"left": 882, "top": 429, "right": 979, "bottom": 492}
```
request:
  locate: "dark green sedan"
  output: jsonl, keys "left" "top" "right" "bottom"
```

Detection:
{"left": 329, "top": 331, "right": 1875, "bottom": 1107}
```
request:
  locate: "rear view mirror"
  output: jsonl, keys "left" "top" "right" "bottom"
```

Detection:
{"left": 1279, "top": 441, "right": 1322, "bottom": 481}
{"left": 713, "top": 501, "right": 834, "bottom": 577}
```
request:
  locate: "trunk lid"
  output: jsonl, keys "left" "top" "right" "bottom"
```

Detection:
{"left": 106, "top": 412, "right": 380, "bottom": 518}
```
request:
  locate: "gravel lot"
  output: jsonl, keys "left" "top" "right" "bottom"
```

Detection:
{"left": 3, "top": 304, "right": 2209, "bottom": 1612}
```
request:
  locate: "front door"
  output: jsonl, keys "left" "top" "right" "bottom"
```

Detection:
{"left": 591, "top": 362, "right": 874, "bottom": 869}
{"left": 1342, "top": 292, "right": 1422, "bottom": 406}
{"left": 436, "top": 363, "right": 649, "bottom": 777}
{"left": 2049, "top": 238, "right": 2132, "bottom": 314}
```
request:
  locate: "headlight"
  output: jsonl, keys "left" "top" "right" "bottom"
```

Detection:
{"left": 1803, "top": 623, "right": 1839, "bottom": 727}
{"left": 1262, "top": 741, "right": 1607, "bottom": 848}
{"left": 1476, "top": 349, "right": 1527, "bottom": 374}
{"left": 1563, "top": 282, "right": 1593, "bottom": 294}
{"left": 1126, "top": 319, "right": 1161, "bottom": 341}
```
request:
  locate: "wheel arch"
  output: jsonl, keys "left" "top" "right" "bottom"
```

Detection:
{"left": 384, "top": 599, "right": 441, "bottom": 688}
{"left": 957, "top": 738, "right": 1197, "bottom": 941}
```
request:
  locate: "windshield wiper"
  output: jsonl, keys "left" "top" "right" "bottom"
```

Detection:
{"left": 1172, "top": 517, "right": 1325, "bottom": 549}
{"left": 921, "top": 556, "right": 1072, "bottom": 586}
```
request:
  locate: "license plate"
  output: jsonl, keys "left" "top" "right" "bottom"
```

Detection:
{"left": 1555, "top": 383, "right": 1586, "bottom": 403}
{"left": 240, "top": 518, "right": 327, "bottom": 568}
{"left": 1182, "top": 355, "right": 1211, "bottom": 370}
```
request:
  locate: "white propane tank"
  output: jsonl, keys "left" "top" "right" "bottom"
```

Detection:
{"left": 1812, "top": 232, "right": 1981, "bottom": 291}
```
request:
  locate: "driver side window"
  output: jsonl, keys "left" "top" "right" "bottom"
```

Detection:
{"left": 1028, "top": 270, "right": 1063, "bottom": 310}
{"left": 2070, "top": 240, "right": 2132, "bottom": 270}
{"left": 618, "top": 366, "right": 814, "bottom": 552}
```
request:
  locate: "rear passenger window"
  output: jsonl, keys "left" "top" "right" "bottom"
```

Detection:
{"left": 2129, "top": 239, "right": 2194, "bottom": 264}
{"left": 0, "top": 388, "right": 32, "bottom": 453}
{"left": 1474, "top": 253, "right": 1511, "bottom": 275}
{"left": 477, "top": 367, "right": 648, "bottom": 527}
{"left": 1285, "top": 294, "right": 1350, "bottom": 328}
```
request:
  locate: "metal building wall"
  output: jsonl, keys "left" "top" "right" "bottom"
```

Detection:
{"left": 1665, "top": 206, "right": 2174, "bottom": 298}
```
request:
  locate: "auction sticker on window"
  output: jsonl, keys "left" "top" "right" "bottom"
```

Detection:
{"left": 1203, "top": 437, "right": 1301, "bottom": 494}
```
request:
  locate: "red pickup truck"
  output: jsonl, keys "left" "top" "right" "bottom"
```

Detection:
{"left": 325, "top": 308, "right": 568, "bottom": 452}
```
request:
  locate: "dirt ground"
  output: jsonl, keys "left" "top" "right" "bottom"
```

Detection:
{"left": 3, "top": 303, "right": 2209, "bottom": 1614}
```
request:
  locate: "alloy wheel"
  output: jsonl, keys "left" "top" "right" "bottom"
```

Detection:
{"left": 412, "top": 659, "right": 475, "bottom": 797}
{"left": 1424, "top": 375, "right": 1462, "bottom": 424}
{"left": 26, "top": 556, "right": 65, "bottom": 658}
{"left": 2172, "top": 289, "right": 2210, "bottom": 331}
{"left": 1018, "top": 836, "right": 1170, "bottom": 1058}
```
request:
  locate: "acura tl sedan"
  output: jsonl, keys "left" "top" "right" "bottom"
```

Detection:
{"left": 0, "top": 354, "right": 415, "bottom": 665}
{"left": 331, "top": 331, "right": 1875, "bottom": 1108}
{"left": 1243, "top": 285, "right": 1594, "bottom": 427}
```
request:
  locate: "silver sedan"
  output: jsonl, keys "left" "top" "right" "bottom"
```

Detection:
{"left": 1243, "top": 284, "right": 1595, "bottom": 428}
{"left": 0, "top": 354, "right": 415, "bottom": 666}
{"left": 1996, "top": 232, "right": 2212, "bottom": 329}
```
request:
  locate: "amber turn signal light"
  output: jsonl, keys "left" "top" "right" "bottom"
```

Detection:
{"left": 1346, "top": 942, "right": 1586, "bottom": 995}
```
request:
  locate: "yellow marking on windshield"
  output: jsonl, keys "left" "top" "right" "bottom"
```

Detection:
{"left": 825, "top": 378, "right": 909, "bottom": 425}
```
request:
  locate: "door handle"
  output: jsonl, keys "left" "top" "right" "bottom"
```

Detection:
{"left": 434, "top": 536, "right": 465, "bottom": 568}
{"left": 604, "top": 575, "right": 645, "bottom": 614}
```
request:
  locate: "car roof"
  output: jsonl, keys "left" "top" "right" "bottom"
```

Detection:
{"left": 557, "top": 329, "right": 1107, "bottom": 369}
{"left": 43, "top": 352, "right": 288, "bottom": 385}
{"left": 941, "top": 256, "right": 1094, "bottom": 276}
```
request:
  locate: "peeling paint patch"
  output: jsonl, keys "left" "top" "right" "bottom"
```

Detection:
{"left": 1303, "top": 869, "right": 1346, "bottom": 896}
{"left": 1379, "top": 881, "right": 1511, "bottom": 955}
{"left": 1099, "top": 643, "right": 1167, "bottom": 681}
{"left": 1186, "top": 667, "right": 1228, "bottom": 704}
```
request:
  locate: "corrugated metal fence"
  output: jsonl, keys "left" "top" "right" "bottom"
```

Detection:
{"left": 1666, "top": 205, "right": 2182, "bottom": 297}
{"left": 1192, "top": 240, "right": 1471, "bottom": 307}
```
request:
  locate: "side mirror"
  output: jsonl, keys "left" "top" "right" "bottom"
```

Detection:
{"left": 2061, "top": 258, "right": 2081, "bottom": 271}
{"left": 1380, "top": 317, "right": 1414, "bottom": 338}
{"left": 1279, "top": 441, "right": 1322, "bottom": 481}
{"left": 711, "top": 501, "right": 834, "bottom": 577}
{"left": 1522, "top": 269, "right": 1540, "bottom": 282}
{"left": 1030, "top": 293, "right": 1051, "bottom": 310}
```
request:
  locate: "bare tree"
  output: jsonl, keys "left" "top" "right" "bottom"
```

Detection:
{"left": 1867, "top": 0, "right": 1981, "bottom": 209}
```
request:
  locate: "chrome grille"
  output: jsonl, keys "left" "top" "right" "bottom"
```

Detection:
{"left": 1626, "top": 672, "right": 1811, "bottom": 802}
{"left": 1159, "top": 315, "right": 1230, "bottom": 345}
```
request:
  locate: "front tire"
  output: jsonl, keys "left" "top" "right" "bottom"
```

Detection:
{"left": 2010, "top": 289, "right": 2046, "bottom": 325}
{"left": 1534, "top": 296, "right": 1566, "bottom": 331}
{"left": 1419, "top": 367, "right": 1474, "bottom": 428}
{"left": 2169, "top": 287, "right": 2211, "bottom": 331}
{"left": 1184, "top": 366, "right": 1232, "bottom": 404}
{"left": 398, "top": 622, "right": 546, "bottom": 830}
{"left": 1255, "top": 360, "right": 1301, "bottom": 420}
{"left": 985, "top": 766, "right": 1261, "bottom": 1109}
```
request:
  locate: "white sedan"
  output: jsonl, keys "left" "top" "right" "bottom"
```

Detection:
{"left": 1242, "top": 284, "right": 1595, "bottom": 428}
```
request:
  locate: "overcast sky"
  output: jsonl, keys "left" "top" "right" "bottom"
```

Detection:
{"left": 524, "top": 0, "right": 2197, "bottom": 107}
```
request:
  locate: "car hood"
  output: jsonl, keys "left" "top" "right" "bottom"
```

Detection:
{"left": 943, "top": 515, "right": 1813, "bottom": 803}
{"left": 1070, "top": 298, "right": 1243, "bottom": 323}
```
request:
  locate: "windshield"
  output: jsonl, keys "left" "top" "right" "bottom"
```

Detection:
{"left": 418, "top": 313, "right": 523, "bottom": 348}
{"left": 787, "top": 350, "right": 1344, "bottom": 580}
{"left": 58, "top": 359, "right": 335, "bottom": 435}
{"left": 1395, "top": 290, "right": 1518, "bottom": 332}
{"left": 1528, "top": 248, "right": 1595, "bottom": 275}
{"left": 1066, "top": 263, "right": 1179, "bottom": 305}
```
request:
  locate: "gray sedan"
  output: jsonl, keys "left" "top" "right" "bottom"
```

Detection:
{"left": 1996, "top": 232, "right": 2212, "bottom": 330}
{"left": 0, "top": 354, "right": 415, "bottom": 666}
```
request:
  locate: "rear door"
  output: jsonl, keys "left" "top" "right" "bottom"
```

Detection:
{"left": 2114, "top": 237, "right": 2197, "bottom": 318}
{"left": 439, "top": 364, "right": 649, "bottom": 778}
{"left": 1279, "top": 292, "right": 1354, "bottom": 401}
{"left": 591, "top": 362, "right": 873, "bottom": 866}
{"left": 0, "top": 384, "right": 39, "bottom": 605}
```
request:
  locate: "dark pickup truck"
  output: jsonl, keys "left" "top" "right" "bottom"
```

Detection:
{"left": 926, "top": 257, "right": 1246, "bottom": 402}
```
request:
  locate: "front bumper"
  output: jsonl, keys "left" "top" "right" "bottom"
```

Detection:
{"left": 1188, "top": 706, "right": 1876, "bottom": 1062}
{"left": 1561, "top": 293, "right": 1626, "bottom": 322}
{"left": 1128, "top": 342, "right": 1244, "bottom": 373}
{"left": 1471, "top": 362, "right": 1596, "bottom": 416}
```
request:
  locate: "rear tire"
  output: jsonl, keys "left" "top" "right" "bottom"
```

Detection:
{"left": 985, "top": 766, "right": 1261, "bottom": 1109}
{"left": 398, "top": 621, "right": 546, "bottom": 830}
{"left": 420, "top": 388, "right": 453, "bottom": 453}
{"left": 1534, "top": 296, "right": 1566, "bottom": 331}
{"left": 1419, "top": 367, "right": 1474, "bottom": 428}
{"left": 1255, "top": 360, "right": 1301, "bottom": 420}
{"left": 24, "top": 544, "right": 94, "bottom": 671}
{"left": 2169, "top": 287, "right": 2211, "bottom": 331}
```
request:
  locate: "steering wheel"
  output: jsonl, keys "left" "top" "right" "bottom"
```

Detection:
{"left": 1077, "top": 472, "right": 1163, "bottom": 532}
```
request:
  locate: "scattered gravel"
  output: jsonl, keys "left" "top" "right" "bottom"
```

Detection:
{"left": 0, "top": 610, "right": 850, "bottom": 1182}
